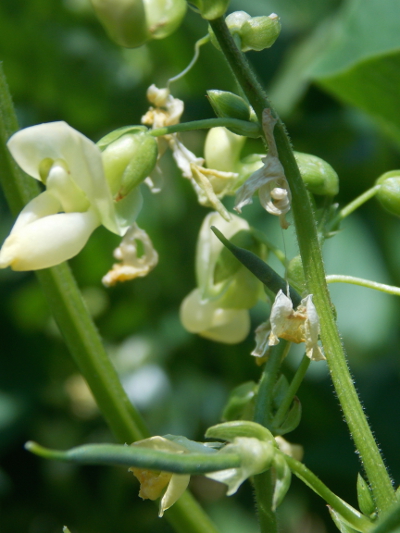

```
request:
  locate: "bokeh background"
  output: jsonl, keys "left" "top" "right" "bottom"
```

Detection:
{"left": 1, "top": 0, "right": 400, "bottom": 532}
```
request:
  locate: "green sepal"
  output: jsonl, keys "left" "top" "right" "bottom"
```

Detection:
{"left": 221, "top": 381, "right": 257, "bottom": 422}
{"left": 97, "top": 126, "right": 148, "bottom": 151}
{"left": 272, "top": 397, "right": 302, "bottom": 436}
{"left": 205, "top": 421, "right": 275, "bottom": 443}
{"left": 164, "top": 435, "right": 220, "bottom": 453}
{"left": 211, "top": 226, "right": 302, "bottom": 307}
{"left": 272, "top": 453, "right": 292, "bottom": 510}
{"left": 240, "top": 14, "right": 281, "bottom": 52}
{"left": 357, "top": 474, "right": 376, "bottom": 517}
{"left": 207, "top": 90, "right": 251, "bottom": 122}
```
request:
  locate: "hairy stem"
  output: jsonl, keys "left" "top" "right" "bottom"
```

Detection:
{"left": 208, "top": 17, "right": 395, "bottom": 512}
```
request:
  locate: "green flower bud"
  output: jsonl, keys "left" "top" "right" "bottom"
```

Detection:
{"left": 204, "top": 127, "right": 246, "bottom": 173}
{"left": 91, "top": 0, "right": 186, "bottom": 48}
{"left": 376, "top": 170, "right": 400, "bottom": 217}
{"left": 272, "top": 453, "right": 291, "bottom": 510}
{"left": 190, "top": 0, "right": 230, "bottom": 20}
{"left": 101, "top": 132, "right": 158, "bottom": 200}
{"left": 294, "top": 151, "right": 339, "bottom": 196}
{"left": 240, "top": 13, "right": 281, "bottom": 52}
{"left": 207, "top": 90, "right": 251, "bottom": 122}
{"left": 209, "top": 11, "right": 281, "bottom": 52}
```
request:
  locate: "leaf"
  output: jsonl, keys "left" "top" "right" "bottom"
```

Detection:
{"left": 270, "top": 0, "right": 400, "bottom": 145}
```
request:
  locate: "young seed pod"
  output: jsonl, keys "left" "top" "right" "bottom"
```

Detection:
{"left": 294, "top": 151, "right": 339, "bottom": 196}
{"left": 376, "top": 170, "right": 400, "bottom": 217}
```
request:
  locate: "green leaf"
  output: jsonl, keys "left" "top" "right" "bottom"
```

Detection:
{"left": 270, "top": 0, "right": 400, "bottom": 145}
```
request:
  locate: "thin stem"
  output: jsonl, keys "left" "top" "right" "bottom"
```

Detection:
{"left": 327, "top": 275, "right": 400, "bottom": 296}
{"left": 284, "top": 454, "right": 373, "bottom": 533}
{"left": 0, "top": 65, "right": 221, "bottom": 533}
{"left": 331, "top": 185, "right": 381, "bottom": 228}
{"left": 253, "top": 471, "right": 278, "bottom": 533}
{"left": 149, "top": 117, "right": 261, "bottom": 138}
{"left": 168, "top": 34, "right": 210, "bottom": 86}
{"left": 272, "top": 354, "right": 310, "bottom": 429}
{"left": 209, "top": 17, "right": 396, "bottom": 513}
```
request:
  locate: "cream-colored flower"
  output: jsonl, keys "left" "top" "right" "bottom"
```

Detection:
{"left": 129, "top": 436, "right": 190, "bottom": 517}
{"left": 0, "top": 122, "right": 140, "bottom": 271}
{"left": 268, "top": 290, "right": 325, "bottom": 361}
{"left": 102, "top": 222, "right": 158, "bottom": 286}
{"left": 234, "top": 109, "right": 291, "bottom": 229}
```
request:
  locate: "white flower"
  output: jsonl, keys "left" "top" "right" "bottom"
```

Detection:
{"left": 129, "top": 436, "right": 190, "bottom": 517}
{"left": 102, "top": 223, "right": 158, "bottom": 286}
{"left": 268, "top": 290, "right": 325, "bottom": 361}
{"left": 0, "top": 122, "right": 141, "bottom": 271}
{"left": 234, "top": 109, "right": 291, "bottom": 229}
{"left": 206, "top": 437, "right": 275, "bottom": 495}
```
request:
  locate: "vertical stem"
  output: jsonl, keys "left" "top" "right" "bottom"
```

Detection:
{"left": 208, "top": 17, "right": 396, "bottom": 513}
{"left": 0, "top": 64, "right": 221, "bottom": 533}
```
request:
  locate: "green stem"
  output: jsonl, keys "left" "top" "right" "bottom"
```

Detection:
{"left": 0, "top": 65, "right": 221, "bottom": 533}
{"left": 149, "top": 117, "right": 261, "bottom": 138}
{"left": 209, "top": 17, "right": 395, "bottom": 513}
{"left": 251, "top": 341, "right": 288, "bottom": 533}
{"left": 330, "top": 185, "right": 381, "bottom": 228}
{"left": 254, "top": 341, "right": 290, "bottom": 428}
{"left": 284, "top": 454, "right": 373, "bottom": 532}
{"left": 326, "top": 275, "right": 400, "bottom": 296}
{"left": 272, "top": 354, "right": 310, "bottom": 429}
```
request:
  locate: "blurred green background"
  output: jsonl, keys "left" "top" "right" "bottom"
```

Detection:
{"left": 1, "top": 0, "right": 400, "bottom": 532}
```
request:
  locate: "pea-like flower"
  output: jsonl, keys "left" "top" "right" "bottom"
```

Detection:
{"left": 234, "top": 109, "right": 291, "bottom": 229}
{"left": 0, "top": 122, "right": 143, "bottom": 271}
{"left": 129, "top": 436, "right": 190, "bottom": 517}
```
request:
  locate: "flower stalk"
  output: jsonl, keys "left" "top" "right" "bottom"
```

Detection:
{"left": 0, "top": 65, "right": 221, "bottom": 533}
{"left": 208, "top": 16, "right": 396, "bottom": 513}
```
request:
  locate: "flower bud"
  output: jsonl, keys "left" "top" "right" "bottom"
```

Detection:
{"left": 357, "top": 474, "right": 376, "bottom": 517}
{"left": 101, "top": 132, "right": 158, "bottom": 200}
{"left": 207, "top": 90, "right": 251, "bottom": 122}
{"left": 91, "top": 0, "right": 186, "bottom": 48}
{"left": 204, "top": 127, "right": 245, "bottom": 173}
{"left": 206, "top": 420, "right": 274, "bottom": 443}
{"left": 209, "top": 11, "right": 281, "bottom": 52}
{"left": 240, "top": 13, "right": 281, "bottom": 52}
{"left": 221, "top": 381, "right": 256, "bottom": 422}
{"left": 376, "top": 170, "right": 400, "bottom": 217}
{"left": 294, "top": 151, "right": 339, "bottom": 196}
{"left": 190, "top": 0, "right": 230, "bottom": 20}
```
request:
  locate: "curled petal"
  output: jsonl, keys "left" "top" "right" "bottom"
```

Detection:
{"left": 0, "top": 208, "right": 100, "bottom": 271}
{"left": 159, "top": 474, "right": 190, "bottom": 517}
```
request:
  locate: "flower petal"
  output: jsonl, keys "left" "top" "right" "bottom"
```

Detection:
{"left": 7, "top": 122, "right": 127, "bottom": 236}
{"left": 159, "top": 474, "right": 190, "bottom": 517}
{"left": 0, "top": 208, "right": 100, "bottom": 271}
